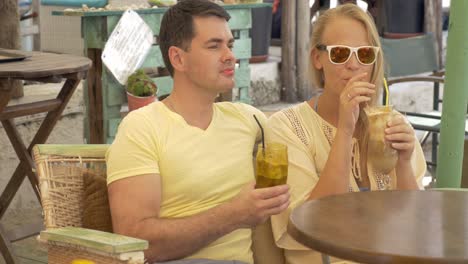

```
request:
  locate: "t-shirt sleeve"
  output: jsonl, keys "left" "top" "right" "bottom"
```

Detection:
{"left": 266, "top": 111, "right": 319, "bottom": 251}
{"left": 106, "top": 112, "right": 160, "bottom": 185}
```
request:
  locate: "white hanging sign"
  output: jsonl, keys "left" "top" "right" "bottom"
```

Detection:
{"left": 102, "top": 9, "right": 153, "bottom": 85}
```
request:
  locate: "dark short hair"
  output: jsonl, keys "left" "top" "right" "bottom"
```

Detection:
{"left": 159, "top": 0, "right": 231, "bottom": 77}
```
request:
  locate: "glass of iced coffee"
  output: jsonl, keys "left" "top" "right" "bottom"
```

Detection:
{"left": 365, "top": 105, "right": 398, "bottom": 174}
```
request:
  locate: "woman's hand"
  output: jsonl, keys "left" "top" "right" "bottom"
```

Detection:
{"left": 338, "top": 72, "right": 375, "bottom": 137}
{"left": 385, "top": 114, "right": 415, "bottom": 162}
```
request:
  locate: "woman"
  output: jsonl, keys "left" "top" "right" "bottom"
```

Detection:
{"left": 266, "top": 4, "right": 426, "bottom": 263}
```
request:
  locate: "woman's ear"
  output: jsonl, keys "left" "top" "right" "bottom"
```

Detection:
{"left": 311, "top": 48, "right": 323, "bottom": 70}
{"left": 168, "top": 46, "right": 185, "bottom": 73}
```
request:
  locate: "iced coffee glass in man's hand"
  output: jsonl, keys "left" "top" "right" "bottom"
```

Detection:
{"left": 255, "top": 142, "right": 288, "bottom": 188}
{"left": 366, "top": 106, "right": 398, "bottom": 174}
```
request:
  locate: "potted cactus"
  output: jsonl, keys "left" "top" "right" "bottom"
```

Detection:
{"left": 126, "top": 69, "right": 157, "bottom": 111}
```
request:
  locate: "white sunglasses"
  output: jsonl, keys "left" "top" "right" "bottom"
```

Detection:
{"left": 316, "top": 44, "right": 380, "bottom": 65}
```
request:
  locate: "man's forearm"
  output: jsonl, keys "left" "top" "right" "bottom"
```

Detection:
{"left": 130, "top": 201, "right": 241, "bottom": 262}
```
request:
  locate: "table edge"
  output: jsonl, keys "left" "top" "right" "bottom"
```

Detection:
{"left": 287, "top": 191, "right": 468, "bottom": 264}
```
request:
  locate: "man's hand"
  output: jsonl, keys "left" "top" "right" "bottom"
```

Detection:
{"left": 228, "top": 181, "right": 290, "bottom": 228}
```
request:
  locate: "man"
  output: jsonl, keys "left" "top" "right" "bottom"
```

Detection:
{"left": 106, "top": 1, "right": 290, "bottom": 263}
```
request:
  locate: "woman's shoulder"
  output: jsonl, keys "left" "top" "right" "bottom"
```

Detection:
{"left": 268, "top": 101, "right": 316, "bottom": 127}
{"left": 267, "top": 102, "right": 319, "bottom": 146}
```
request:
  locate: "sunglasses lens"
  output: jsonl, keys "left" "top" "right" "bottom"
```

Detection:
{"left": 330, "top": 46, "right": 351, "bottom": 64}
{"left": 357, "top": 47, "right": 376, "bottom": 64}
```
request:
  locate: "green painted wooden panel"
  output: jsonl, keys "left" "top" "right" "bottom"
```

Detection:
{"left": 430, "top": 188, "right": 468, "bottom": 191}
{"left": 239, "top": 29, "right": 249, "bottom": 39}
{"left": 239, "top": 87, "right": 250, "bottom": 104}
{"left": 104, "top": 106, "right": 122, "bottom": 133}
{"left": 41, "top": 227, "right": 148, "bottom": 254}
{"left": 104, "top": 14, "right": 163, "bottom": 38}
{"left": 108, "top": 118, "right": 122, "bottom": 138}
{"left": 141, "top": 13, "right": 164, "bottom": 35}
{"left": 105, "top": 16, "right": 120, "bottom": 39}
{"left": 107, "top": 137, "right": 115, "bottom": 144}
{"left": 235, "top": 64, "right": 250, "bottom": 88}
{"left": 35, "top": 144, "right": 109, "bottom": 157}
{"left": 153, "top": 76, "right": 174, "bottom": 97}
{"left": 43, "top": 0, "right": 106, "bottom": 7}
{"left": 102, "top": 66, "right": 124, "bottom": 142}
{"left": 103, "top": 68, "right": 125, "bottom": 106}
{"left": 52, "top": 4, "right": 271, "bottom": 17}
{"left": 239, "top": 59, "right": 249, "bottom": 69}
{"left": 141, "top": 45, "right": 165, "bottom": 68}
{"left": 53, "top": 8, "right": 166, "bottom": 17}
{"left": 82, "top": 17, "right": 105, "bottom": 49}
{"left": 227, "top": 9, "right": 251, "bottom": 30}
{"left": 233, "top": 38, "right": 251, "bottom": 60}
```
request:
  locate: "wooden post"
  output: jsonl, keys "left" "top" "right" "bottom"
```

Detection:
{"left": 32, "top": 0, "right": 41, "bottom": 51}
{"left": 462, "top": 139, "right": 468, "bottom": 188}
{"left": 424, "top": 0, "right": 443, "bottom": 68}
{"left": 0, "top": 0, "right": 23, "bottom": 98}
{"left": 296, "top": 0, "right": 311, "bottom": 101}
{"left": 436, "top": 0, "right": 468, "bottom": 188}
{"left": 281, "top": 0, "right": 297, "bottom": 102}
{"left": 375, "top": 0, "right": 387, "bottom": 35}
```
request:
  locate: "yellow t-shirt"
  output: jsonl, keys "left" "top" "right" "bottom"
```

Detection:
{"left": 106, "top": 101, "right": 267, "bottom": 264}
{"left": 266, "top": 102, "right": 427, "bottom": 264}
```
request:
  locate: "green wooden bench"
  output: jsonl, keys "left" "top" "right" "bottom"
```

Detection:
{"left": 42, "top": 0, "right": 107, "bottom": 7}
{"left": 53, "top": 3, "right": 270, "bottom": 144}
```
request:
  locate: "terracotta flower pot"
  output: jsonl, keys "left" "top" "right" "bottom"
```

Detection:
{"left": 126, "top": 92, "right": 156, "bottom": 112}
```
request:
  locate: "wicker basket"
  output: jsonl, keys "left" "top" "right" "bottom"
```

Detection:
{"left": 33, "top": 149, "right": 112, "bottom": 231}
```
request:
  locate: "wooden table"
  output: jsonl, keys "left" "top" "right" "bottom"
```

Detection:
{"left": 53, "top": 4, "right": 270, "bottom": 144}
{"left": 0, "top": 49, "right": 91, "bottom": 263}
{"left": 288, "top": 190, "right": 468, "bottom": 264}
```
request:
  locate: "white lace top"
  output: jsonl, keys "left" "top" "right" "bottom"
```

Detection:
{"left": 265, "top": 102, "right": 426, "bottom": 263}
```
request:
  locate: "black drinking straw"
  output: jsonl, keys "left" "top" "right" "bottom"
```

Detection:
{"left": 253, "top": 114, "right": 265, "bottom": 152}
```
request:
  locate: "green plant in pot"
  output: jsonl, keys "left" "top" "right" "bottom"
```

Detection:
{"left": 126, "top": 69, "right": 157, "bottom": 111}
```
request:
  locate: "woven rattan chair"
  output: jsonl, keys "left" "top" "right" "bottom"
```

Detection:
{"left": 32, "top": 144, "right": 148, "bottom": 264}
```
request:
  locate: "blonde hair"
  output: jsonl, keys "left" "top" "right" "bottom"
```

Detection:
{"left": 310, "top": 4, "right": 384, "bottom": 106}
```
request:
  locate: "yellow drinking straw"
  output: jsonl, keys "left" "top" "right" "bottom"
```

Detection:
{"left": 383, "top": 77, "right": 389, "bottom": 106}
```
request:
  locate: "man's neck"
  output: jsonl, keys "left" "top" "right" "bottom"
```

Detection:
{"left": 163, "top": 77, "right": 217, "bottom": 130}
